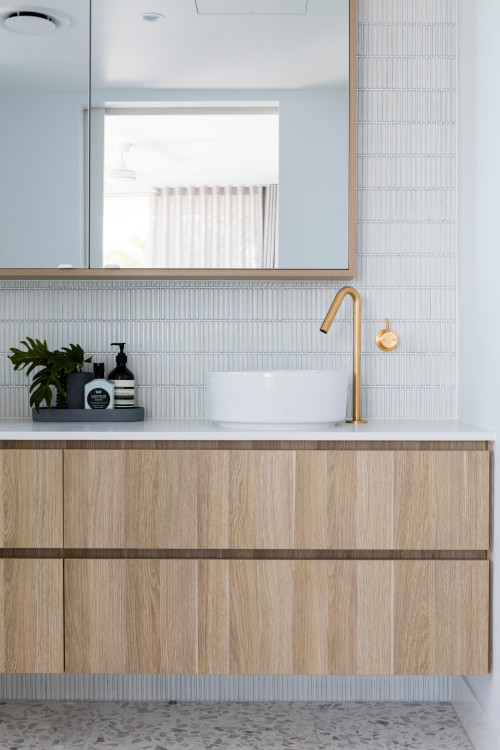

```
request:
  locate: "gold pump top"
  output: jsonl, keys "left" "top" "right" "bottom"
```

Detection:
{"left": 320, "top": 285, "right": 366, "bottom": 424}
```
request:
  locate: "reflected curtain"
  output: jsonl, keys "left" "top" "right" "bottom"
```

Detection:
{"left": 149, "top": 185, "right": 278, "bottom": 268}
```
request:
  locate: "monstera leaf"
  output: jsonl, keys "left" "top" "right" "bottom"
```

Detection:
{"left": 48, "top": 344, "right": 92, "bottom": 375}
{"left": 8, "top": 338, "right": 92, "bottom": 412}
{"left": 8, "top": 337, "right": 51, "bottom": 376}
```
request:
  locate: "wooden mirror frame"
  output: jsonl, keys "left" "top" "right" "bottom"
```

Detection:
{"left": 0, "top": 0, "right": 356, "bottom": 280}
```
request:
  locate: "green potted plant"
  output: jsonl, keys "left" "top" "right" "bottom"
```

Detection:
{"left": 8, "top": 338, "right": 92, "bottom": 412}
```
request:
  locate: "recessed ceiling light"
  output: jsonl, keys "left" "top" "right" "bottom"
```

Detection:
{"left": 0, "top": 6, "right": 71, "bottom": 34}
{"left": 140, "top": 12, "right": 165, "bottom": 22}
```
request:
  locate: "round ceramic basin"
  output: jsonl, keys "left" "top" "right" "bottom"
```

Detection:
{"left": 206, "top": 370, "right": 348, "bottom": 429}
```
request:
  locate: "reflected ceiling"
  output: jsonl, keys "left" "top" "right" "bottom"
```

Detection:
{"left": 92, "top": 0, "right": 348, "bottom": 90}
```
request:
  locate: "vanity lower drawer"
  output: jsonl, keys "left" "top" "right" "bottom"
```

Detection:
{"left": 0, "top": 559, "right": 63, "bottom": 673}
{"left": 64, "top": 559, "right": 489, "bottom": 675}
{"left": 64, "top": 449, "right": 490, "bottom": 550}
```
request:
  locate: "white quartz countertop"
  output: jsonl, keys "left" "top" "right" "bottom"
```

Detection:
{"left": 0, "top": 418, "right": 493, "bottom": 441}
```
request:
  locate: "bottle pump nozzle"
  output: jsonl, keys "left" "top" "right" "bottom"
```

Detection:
{"left": 111, "top": 342, "right": 127, "bottom": 364}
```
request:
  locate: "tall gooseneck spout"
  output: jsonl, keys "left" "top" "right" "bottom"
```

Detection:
{"left": 320, "top": 286, "right": 366, "bottom": 424}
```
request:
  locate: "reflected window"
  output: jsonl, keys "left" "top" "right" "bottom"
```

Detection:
{"left": 100, "top": 105, "right": 279, "bottom": 268}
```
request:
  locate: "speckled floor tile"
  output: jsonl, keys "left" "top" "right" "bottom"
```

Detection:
{"left": 0, "top": 701, "right": 101, "bottom": 750}
{"left": 90, "top": 702, "right": 222, "bottom": 749}
{"left": 0, "top": 701, "right": 473, "bottom": 750}
{"left": 313, "top": 702, "right": 474, "bottom": 750}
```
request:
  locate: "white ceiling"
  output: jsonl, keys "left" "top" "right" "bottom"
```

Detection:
{"left": 0, "top": 0, "right": 348, "bottom": 92}
{"left": 104, "top": 110, "right": 280, "bottom": 188}
{"left": 195, "top": 0, "right": 308, "bottom": 15}
{"left": 93, "top": 0, "right": 348, "bottom": 90}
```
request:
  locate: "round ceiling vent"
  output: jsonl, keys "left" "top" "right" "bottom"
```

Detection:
{"left": 5, "top": 10, "right": 55, "bottom": 33}
{"left": 0, "top": 6, "right": 70, "bottom": 34}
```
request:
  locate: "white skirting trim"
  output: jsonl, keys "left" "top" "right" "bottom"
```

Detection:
{"left": 451, "top": 677, "right": 500, "bottom": 750}
{"left": 0, "top": 675, "right": 452, "bottom": 702}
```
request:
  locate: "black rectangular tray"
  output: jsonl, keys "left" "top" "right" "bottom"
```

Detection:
{"left": 32, "top": 407, "right": 145, "bottom": 422}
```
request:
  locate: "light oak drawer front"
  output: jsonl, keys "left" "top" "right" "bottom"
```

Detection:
{"left": 0, "top": 450, "right": 63, "bottom": 548}
{"left": 65, "top": 559, "right": 489, "bottom": 675}
{"left": 0, "top": 559, "right": 63, "bottom": 673}
{"left": 64, "top": 449, "right": 489, "bottom": 550}
{"left": 296, "top": 449, "right": 489, "bottom": 550}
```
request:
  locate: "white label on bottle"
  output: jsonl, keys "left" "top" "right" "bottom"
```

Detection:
{"left": 87, "top": 388, "right": 111, "bottom": 409}
{"left": 109, "top": 380, "right": 135, "bottom": 408}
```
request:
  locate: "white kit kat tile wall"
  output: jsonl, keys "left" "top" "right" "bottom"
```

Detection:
{"left": 0, "top": 0, "right": 456, "bottom": 422}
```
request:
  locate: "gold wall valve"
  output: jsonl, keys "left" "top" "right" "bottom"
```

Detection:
{"left": 376, "top": 319, "right": 398, "bottom": 351}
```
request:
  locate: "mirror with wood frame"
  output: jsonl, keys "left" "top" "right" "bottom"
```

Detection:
{"left": 0, "top": 0, "right": 355, "bottom": 279}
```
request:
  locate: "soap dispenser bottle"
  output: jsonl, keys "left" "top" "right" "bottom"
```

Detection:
{"left": 108, "top": 343, "right": 135, "bottom": 408}
{"left": 84, "top": 363, "right": 114, "bottom": 409}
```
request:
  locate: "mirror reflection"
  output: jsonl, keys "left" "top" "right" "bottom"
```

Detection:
{"left": 0, "top": 0, "right": 89, "bottom": 269}
{"left": 90, "top": 0, "right": 350, "bottom": 271}
{"left": 100, "top": 106, "right": 279, "bottom": 268}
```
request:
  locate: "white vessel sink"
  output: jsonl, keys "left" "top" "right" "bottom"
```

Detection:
{"left": 206, "top": 370, "right": 348, "bottom": 429}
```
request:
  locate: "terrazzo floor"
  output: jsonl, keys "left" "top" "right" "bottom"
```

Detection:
{"left": 0, "top": 701, "right": 473, "bottom": 750}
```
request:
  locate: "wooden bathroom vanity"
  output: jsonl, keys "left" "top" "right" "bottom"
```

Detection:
{"left": 0, "top": 421, "right": 492, "bottom": 676}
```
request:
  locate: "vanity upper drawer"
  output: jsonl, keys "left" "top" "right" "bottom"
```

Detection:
{"left": 0, "top": 449, "right": 63, "bottom": 548}
{"left": 63, "top": 448, "right": 490, "bottom": 550}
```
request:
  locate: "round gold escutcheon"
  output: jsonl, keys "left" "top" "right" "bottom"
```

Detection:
{"left": 376, "top": 319, "right": 398, "bottom": 351}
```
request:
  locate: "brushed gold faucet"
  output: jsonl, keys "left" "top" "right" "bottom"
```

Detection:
{"left": 320, "top": 286, "right": 366, "bottom": 424}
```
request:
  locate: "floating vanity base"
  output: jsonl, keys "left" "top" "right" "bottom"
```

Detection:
{"left": 0, "top": 428, "right": 492, "bottom": 677}
{"left": 32, "top": 407, "right": 145, "bottom": 422}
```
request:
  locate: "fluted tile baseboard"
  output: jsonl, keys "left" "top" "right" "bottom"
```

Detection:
{"left": 0, "top": 675, "right": 454, "bottom": 702}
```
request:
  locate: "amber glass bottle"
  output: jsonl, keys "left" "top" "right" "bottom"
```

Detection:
{"left": 108, "top": 343, "right": 135, "bottom": 408}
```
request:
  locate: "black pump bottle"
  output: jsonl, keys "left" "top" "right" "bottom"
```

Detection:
{"left": 108, "top": 343, "right": 135, "bottom": 408}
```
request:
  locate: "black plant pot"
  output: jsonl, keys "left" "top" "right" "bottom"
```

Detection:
{"left": 66, "top": 372, "right": 94, "bottom": 409}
